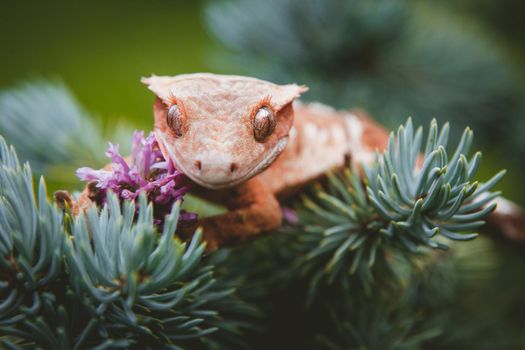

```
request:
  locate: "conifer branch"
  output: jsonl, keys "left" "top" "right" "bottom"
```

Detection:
{"left": 294, "top": 118, "right": 502, "bottom": 299}
{"left": 0, "top": 136, "right": 256, "bottom": 349}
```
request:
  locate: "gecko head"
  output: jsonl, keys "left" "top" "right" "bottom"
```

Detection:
{"left": 142, "top": 73, "right": 307, "bottom": 190}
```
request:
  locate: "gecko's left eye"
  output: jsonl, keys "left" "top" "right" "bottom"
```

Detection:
{"left": 167, "top": 103, "right": 186, "bottom": 137}
{"left": 253, "top": 106, "right": 276, "bottom": 142}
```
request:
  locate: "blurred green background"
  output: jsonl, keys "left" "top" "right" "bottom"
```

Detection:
{"left": 0, "top": 0, "right": 217, "bottom": 130}
{"left": 0, "top": 0, "right": 524, "bottom": 204}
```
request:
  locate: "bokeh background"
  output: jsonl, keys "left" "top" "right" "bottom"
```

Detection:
{"left": 1, "top": 0, "right": 215, "bottom": 130}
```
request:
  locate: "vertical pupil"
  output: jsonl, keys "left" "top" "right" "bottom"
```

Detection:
{"left": 168, "top": 104, "right": 183, "bottom": 137}
{"left": 254, "top": 107, "right": 275, "bottom": 141}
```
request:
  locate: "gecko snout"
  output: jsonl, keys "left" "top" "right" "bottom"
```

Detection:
{"left": 187, "top": 156, "right": 243, "bottom": 189}
{"left": 194, "top": 160, "right": 202, "bottom": 170}
{"left": 193, "top": 159, "right": 238, "bottom": 173}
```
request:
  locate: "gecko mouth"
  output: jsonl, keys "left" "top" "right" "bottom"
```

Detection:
{"left": 156, "top": 131, "right": 289, "bottom": 190}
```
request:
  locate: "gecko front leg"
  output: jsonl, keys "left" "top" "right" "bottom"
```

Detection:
{"left": 186, "top": 177, "right": 282, "bottom": 250}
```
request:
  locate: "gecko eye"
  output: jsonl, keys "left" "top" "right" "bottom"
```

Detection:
{"left": 167, "top": 103, "right": 185, "bottom": 137}
{"left": 253, "top": 106, "right": 276, "bottom": 142}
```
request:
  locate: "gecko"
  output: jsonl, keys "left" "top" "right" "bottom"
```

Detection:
{"left": 74, "top": 73, "right": 525, "bottom": 250}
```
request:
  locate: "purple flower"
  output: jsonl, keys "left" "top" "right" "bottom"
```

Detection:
{"left": 282, "top": 206, "right": 299, "bottom": 225}
{"left": 76, "top": 131, "right": 197, "bottom": 225}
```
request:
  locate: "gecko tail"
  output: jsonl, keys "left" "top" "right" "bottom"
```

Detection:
{"left": 486, "top": 197, "right": 525, "bottom": 243}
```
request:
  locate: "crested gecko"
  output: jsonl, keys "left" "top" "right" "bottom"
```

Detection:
{"left": 75, "top": 73, "right": 525, "bottom": 250}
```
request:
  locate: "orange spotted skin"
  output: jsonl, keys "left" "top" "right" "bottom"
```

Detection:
{"left": 141, "top": 73, "right": 390, "bottom": 248}
{"left": 75, "top": 73, "right": 523, "bottom": 249}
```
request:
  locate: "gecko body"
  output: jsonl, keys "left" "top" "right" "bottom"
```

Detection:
{"left": 142, "top": 73, "right": 389, "bottom": 248}
{"left": 75, "top": 73, "right": 524, "bottom": 249}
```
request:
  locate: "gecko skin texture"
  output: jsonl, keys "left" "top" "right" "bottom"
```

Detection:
{"left": 141, "top": 73, "right": 389, "bottom": 249}
{"left": 77, "top": 73, "right": 524, "bottom": 250}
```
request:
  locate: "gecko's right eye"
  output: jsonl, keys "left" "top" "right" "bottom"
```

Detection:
{"left": 167, "top": 103, "right": 186, "bottom": 137}
{"left": 253, "top": 106, "right": 276, "bottom": 142}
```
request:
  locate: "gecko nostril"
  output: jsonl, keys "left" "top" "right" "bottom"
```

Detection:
{"left": 194, "top": 160, "right": 202, "bottom": 171}
{"left": 230, "top": 162, "right": 238, "bottom": 173}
